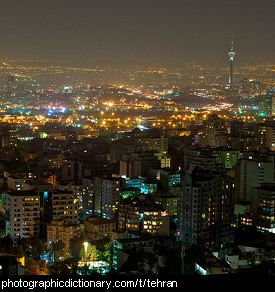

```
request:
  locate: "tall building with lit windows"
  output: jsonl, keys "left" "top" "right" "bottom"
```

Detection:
{"left": 251, "top": 183, "right": 275, "bottom": 233}
{"left": 177, "top": 169, "right": 234, "bottom": 247}
{"left": 91, "top": 177, "right": 123, "bottom": 219}
{"left": 200, "top": 114, "right": 227, "bottom": 148}
{"left": 266, "top": 125, "right": 275, "bottom": 151}
{"left": 52, "top": 191, "right": 79, "bottom": 224}
{"left": 5, "top": 190, "right": 40, "bottom": 240}
{"left": 101, "top": 178, "right": 122, "bottom": 220}
{"left": 234, "top": 153, "right": 274, "bottom": 203}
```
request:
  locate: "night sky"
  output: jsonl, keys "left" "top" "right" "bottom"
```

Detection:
{"left": 0, "top": 0, "right": 274, "bottom": 66}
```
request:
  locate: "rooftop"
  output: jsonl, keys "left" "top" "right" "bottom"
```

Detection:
{"left": 85, "top": 217, "right": 116, "bottom": 225}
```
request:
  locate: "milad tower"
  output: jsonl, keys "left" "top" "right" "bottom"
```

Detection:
{"left": 227, "top": 38, "right": 236, "bottom": 87}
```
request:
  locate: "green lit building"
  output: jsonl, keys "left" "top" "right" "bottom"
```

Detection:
{"left": 212, "top": 148, "right": 241, "bottom": 169}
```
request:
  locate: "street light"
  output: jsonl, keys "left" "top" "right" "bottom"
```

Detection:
{"left": 84, "top": 241, "right": 88, "bottom": 262}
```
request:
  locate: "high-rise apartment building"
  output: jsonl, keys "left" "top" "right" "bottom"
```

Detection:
{"left": 52, "top": 191, "right": 79, "bottom": 223}
{"left": 80, "top": 177, "right": 95, "bottom": 218}
{"left": 200, "top": 115, "right": 227, "bottom": 148}
{"left": 266, "top": 125, "right": 275, "bottom": 151}
{"left": 251, "top": 183, "right": 275, "bottom": 234}
{"left": 234, "top": 153, "right": 274, "bottom": 203}
{"left": 0, "top": 125, "right": 17, "bottom": 148}
{"left": 101, "top": 178, "right": 122, "bottom": 220}
{"left": 91, "top": 177, "right": 123, "bottom": 219}
{"left": 177, "top": 169, "right": 234, "bottom": 247}
{"left": 5, "top": 191, "right": 40, "bottom": 240}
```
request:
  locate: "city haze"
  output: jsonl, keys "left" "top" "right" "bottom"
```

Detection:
{"left": 0, "top": 0, "right": 274, "bottom": 66}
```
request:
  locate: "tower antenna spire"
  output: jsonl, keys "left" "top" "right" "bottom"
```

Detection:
{"left": 228, "top": 36, "right": 236, "bottom": 86}
{"left": 231, "top": 35, "right": 234, "bottom": 51}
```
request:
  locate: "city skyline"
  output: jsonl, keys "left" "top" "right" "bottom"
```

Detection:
{"left": 1, "top": 0, "right": 275, "bottom": 280}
